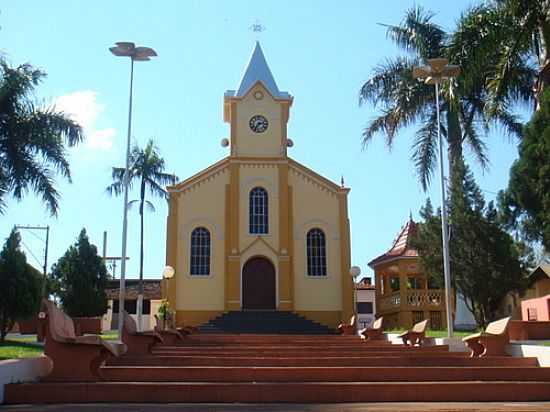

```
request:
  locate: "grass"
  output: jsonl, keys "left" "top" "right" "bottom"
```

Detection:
{"left": 100, "top": 330, "right": 119, "bottom": 341}
{"left": 385, "top": 329, "right": 478, "bottom": 338}
{"left": 0, "top": 340, "right": 43, "bottom": 360}
{"left": 0, "top": 330, "right": 119, "bottom": 361}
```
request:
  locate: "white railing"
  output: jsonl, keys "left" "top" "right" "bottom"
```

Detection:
{"left": 406, "top": 290, "right": 443, "bottom": 307}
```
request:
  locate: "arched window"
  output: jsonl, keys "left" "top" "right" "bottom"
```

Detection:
{"left": 249, "top": 187, "right": 268, "bottom": 234}
{"left": 307, "top": 228, "right": 327, "bottom": 276}
{"left": 190, "top": 227, "right": 210, "bottom": 275}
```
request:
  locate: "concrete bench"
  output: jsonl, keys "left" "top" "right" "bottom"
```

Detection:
{"left": 122, "top": 311, "right": 163, "bottom": 355}
{"left": 399, "top": 319, "right": 428, "bottom": 346}
{"left": 359, "top": 317, "right": 386, "bottom": 341}
{"left": 337, "top": 315, "right": 356, "bottom": 335}
{"left": 41, "top": 300, "right": 126, "bottom": 381}
{"left": 154, "top": 314, "right": 185, "bottom": 345}
{"left": 463, "top": 316, "right": 511, "bottom": 357}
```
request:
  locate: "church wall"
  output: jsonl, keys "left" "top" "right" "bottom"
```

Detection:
{"left": 174, "top": 168, "right": 229, "bottom": 314}
{"left": 237, "top": 162, "right": 281, "bottom": 304}
{"left": 239, "top": 163, "right": 280, "bottom": 254}
{"left": 233, "top": 85, "right": 284, "bottom": 158}
{"left": 289, "top": 167, "right": 343, "bottom": 314}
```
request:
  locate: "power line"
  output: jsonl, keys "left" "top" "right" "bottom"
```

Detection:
{"left": 21, "top": 239, "right": 42, "bottom": 268}
{"left": 26, "top": 228, "right": 46, "bottom": 244}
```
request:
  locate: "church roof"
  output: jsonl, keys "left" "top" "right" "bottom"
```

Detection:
{"left": 368, "top": 218, "right": 419, "bottom": 268}
{"left": 225, "top": 42, "right": 291, "bottom": 100}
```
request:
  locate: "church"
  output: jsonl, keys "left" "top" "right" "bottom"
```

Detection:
{"left": 163, "top": 42, "right": 354, "bottom": 329}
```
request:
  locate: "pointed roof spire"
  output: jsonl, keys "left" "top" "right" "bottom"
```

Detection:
{"left": 367, "top": 218, "right": 419, "bottom": 268}
{"left": 226, "top": 42, "right": 290, "bottom": 100}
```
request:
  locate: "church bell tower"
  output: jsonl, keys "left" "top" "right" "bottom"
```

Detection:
{"left": 224, "top": 42, "right": 293, "bottom": 159}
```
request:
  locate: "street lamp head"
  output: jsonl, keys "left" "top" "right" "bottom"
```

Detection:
{"left": 349, "top": 266, "right": 361, "bottom": 279}
{"left": 162, "top": 266, "right": 175, "bottom": 279}
{"left": 413, "top": 58, "right": 460, "bottom": 84}
{"left": 427, "top": 58, "right": 449, "bottom": 74}
{"left": 412, "top": 66, "right": 431, "bottom": 79}
{"left": 110, "top": 42, "right": 157, "bottom": 61}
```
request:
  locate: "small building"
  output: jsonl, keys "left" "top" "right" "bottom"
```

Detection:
{"left": 104, "top": 279, "right": 162, "bottom": 331}
{"left": 368, "top": 218, "right": 446, "bottom": 330}
{"left": 355, "top": 277, "right": 376, "bottom": 330}
{"left": 519, "top": 264, "right": 550, "bottom": 322}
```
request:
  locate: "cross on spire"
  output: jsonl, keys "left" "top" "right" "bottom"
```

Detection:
{"left": 249, "top": 19, "right": 265, "bottom": 40}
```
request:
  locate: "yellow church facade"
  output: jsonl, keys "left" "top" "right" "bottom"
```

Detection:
{"left": 163, "top": 43, "right": 354, "bottom": 329}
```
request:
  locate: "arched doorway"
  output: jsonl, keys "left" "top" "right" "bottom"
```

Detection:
{"left": 242, "top": 257, "right": 276, "bottom": 310}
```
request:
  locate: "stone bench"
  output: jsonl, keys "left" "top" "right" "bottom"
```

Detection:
{"left": 359, "top": 317, "right": 386, "bottom": 342}
{"left": 337, "top": 315, "right": 356, "bottom": 335}
{"left": 463, "top": 316, "right": 511, "bottom": 357}
{"left": 399, "top": 319, "right": 428, "bottom": 346}
{"left": 41, "top": 300, "right": 126, "bottom": 381}
{"left": 122, "top": 311, "right": 163, "bottom": 355}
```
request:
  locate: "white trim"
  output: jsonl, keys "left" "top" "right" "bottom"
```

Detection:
{"left": 243, "top": 177, "right": 278, "bottom": 198}
{"left": 295, "top": 218, "right": 338, "bottom": 240}
{"left": 182, "top": 217, "right": 223, "bottom": 240}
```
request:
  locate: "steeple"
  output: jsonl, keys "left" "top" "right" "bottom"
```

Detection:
{"left": 225, "top": 42, "right": 290, "bottom": 100}
{"left": 223, "top": 42, "right": 293, "bottom": 159}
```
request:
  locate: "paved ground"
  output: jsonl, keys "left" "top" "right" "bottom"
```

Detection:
{"left": 2, "top": 403, "right": 550, "bottom": 412}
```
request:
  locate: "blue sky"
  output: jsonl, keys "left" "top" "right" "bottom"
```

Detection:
{"left": 0, "top": 1, "right": 523, "bottom": 280}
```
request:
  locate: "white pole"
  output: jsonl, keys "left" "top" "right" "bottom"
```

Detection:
{"left": 435, "top": 81, "right": 454, "bottom": 338}
{"left": 117, "top": 57, "right": 134, "bottom": 341}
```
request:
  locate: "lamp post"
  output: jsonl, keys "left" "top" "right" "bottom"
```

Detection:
{"left": 110, "top": 42, "right": 157, "bottom": 339}
{"left": 162, "top": 266, "right": 175, "bottom": 329}
{"left": 413, "top": 58, "right": 460, "bottom": 338}
{"left": 350, "top": 266, "right": 361, "bottom": 324}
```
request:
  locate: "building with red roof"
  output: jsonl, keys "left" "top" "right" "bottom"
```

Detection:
{"left": 368, "top": 218, "right": 446, "bottom": 330}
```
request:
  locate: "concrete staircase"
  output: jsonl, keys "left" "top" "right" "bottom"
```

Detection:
{"left": 5, "top": 334, "right": 550, "bottom": 403}
{"left": 197, "top": 311, "right": 334, "bottom": 334}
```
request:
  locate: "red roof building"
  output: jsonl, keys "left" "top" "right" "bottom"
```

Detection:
{"left": 368, "top": 218, "right": 446, "bottom": 330}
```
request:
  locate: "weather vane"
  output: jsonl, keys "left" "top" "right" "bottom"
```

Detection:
{"left": 249, "top": 19, "right": 266, "bottom": 40}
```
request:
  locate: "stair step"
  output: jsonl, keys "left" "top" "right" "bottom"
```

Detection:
{"left": 155, "top": 344, "right": 448, "bottom": 351}
{"left": 7, "top": 381, "right": 550, "bottom": 403}
{"left": 197, "top": 311, "right": 334, "bottom": 334}
{"left": 108, "top": 355, "right": 538, "bottom": 367}
{"left": 101, "top": 366, "right": 550, "bottom": 382}
{"left": 180, "top": 335, "right": 362, "bottom": 344}
{"left": 150, "top": 349, "right": 456, "bottom": 357}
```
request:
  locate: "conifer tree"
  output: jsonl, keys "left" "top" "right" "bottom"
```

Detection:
{"left": 0, "top": 229, "right": 42, "bottom": 341}
{"left": 51, "top": 229, "right": 109, "bottom": 317}
{"left": 413, "top": 161, "right": 528, "bottom": 327}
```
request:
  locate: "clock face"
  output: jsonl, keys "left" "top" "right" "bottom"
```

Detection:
{"left": 249, "top": 115, "right": 268, "bottom": 133}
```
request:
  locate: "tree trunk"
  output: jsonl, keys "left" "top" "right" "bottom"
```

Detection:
{"left": 0, "top": 312, "right": 7, "bottom": 342}
{"left": 446, "top": 108, "right": 463, "bottom": 184}
{"left": 536, "top": 21, "right": 550, "bottom": 109}
{"left": 137, "top": 179, "right": 146, "bottom": 331}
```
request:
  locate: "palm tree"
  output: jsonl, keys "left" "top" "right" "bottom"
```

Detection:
{"left": 458, "top": 0, "right": 549, "bottom": 112}
{"left": 0, "top": 62, "right": 83, "bottom": 215}
{"left": 107, "top": 139, "right": 177, "bottom": 329}
{"left": 359, "top": 6, "right": 523, "bottom": 189}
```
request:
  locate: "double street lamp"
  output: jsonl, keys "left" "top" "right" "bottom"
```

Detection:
{"left": 110, "top": 42, "right": 157, "bottom": 339}
{"left": 413, "top": 58, "right": 460, "bottom": 338}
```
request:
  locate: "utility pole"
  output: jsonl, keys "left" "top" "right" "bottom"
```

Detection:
{"left": 101, "top": 230, "right": 130, "bottom": 279}
{"left": 14, "top": 225, "right": 50, "bottom": 299}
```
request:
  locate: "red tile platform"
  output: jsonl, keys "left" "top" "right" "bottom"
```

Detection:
{"left": 5, "top": 334, "right": 550, "bottom": 404}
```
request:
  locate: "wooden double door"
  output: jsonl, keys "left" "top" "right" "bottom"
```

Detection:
{"left": 242, "top": 257, "right": 276, "bottom": 310}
